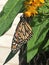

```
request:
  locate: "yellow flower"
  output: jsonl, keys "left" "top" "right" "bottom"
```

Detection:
{"left": 24, "top": 0, "right": 45, "bottom": 17}
{"left": 24, "top": 11, "right": 32, "bottom": 17}
{"left": 24, "top": 10, "right": 38, "bottom": 17}
{"left": 34, "top": 0, "right": 45, "bottom": 3}
{"left": 24, "top": 6, "right": 38, "bottom": 17}
{"left": 39, "top": 0, "right": 45, "bottom": 3}
{"left": 24, "top": 0, "right": 33, "bottom": 5}
{"left": 34, "top": 0, "right": 45, "bottom": 7}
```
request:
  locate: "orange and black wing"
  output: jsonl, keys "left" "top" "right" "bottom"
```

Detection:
{"left": 11, "top": 19, "right": 32, "bottom": 51}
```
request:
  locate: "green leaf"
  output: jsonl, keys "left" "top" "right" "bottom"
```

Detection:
{"left": 38, "top": 1, "right": 49, "bottom": 14}
{"left": 27, "top": 17, "right": 49, "bottom": 62}
{"left": 43, "top": 40, "right": 49, "bottom": 50}
{"left": 0, "top": 0, "right": 25, "bottom": 36}
{"left": 34, "top": 26, "right": 49, "bottom": 48}
{"left": 38, "top": 5, "right": 49, "bottom": 14}
{"left": 43, "top": 40, "right": 49, "bottom": 52}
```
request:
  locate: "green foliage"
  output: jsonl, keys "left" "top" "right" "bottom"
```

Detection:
{"left": 27, "top": 2, "right": 49, "bottom": 62}
{"left": 27, "top": 15, "right": 49, "bottom": 62}
{"left": 0, "top": 0, "right": 49, "bottom": 63}
{"left": 0, "top": 0, "right": 25, "bottom": 36}
{"left": 43, "top": 40, "right": 49, "bottom": 51}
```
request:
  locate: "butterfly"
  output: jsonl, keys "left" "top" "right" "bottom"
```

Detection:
{"left": 3, "top": 15, "right": 33, "bottom": 65}
{"left": 11, "top": 15, "right": 32, "bottom": 53}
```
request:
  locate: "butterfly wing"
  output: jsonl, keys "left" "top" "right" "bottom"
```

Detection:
{"left": 11, "top": 20, "right": 32, "bottom": 52}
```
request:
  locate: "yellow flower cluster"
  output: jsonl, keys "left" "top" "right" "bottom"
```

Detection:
{"left": 24, "top": 0, "right": 45, "bottom": 17}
